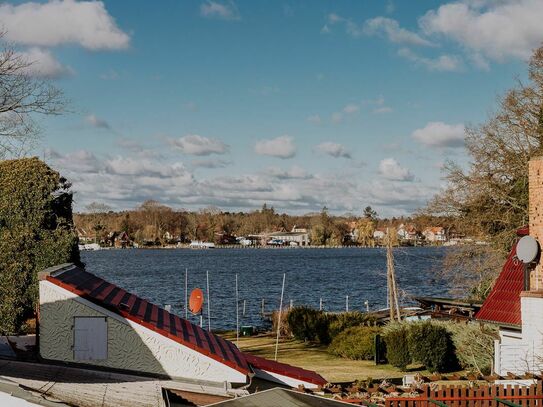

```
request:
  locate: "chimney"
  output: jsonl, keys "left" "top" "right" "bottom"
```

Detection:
{"left": 529, "top": 156, "right": 543, "bottom": 290}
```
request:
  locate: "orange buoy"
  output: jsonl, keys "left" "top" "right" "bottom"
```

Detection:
{"left": 189, "top": 288, "right": 204, "bottom": 314}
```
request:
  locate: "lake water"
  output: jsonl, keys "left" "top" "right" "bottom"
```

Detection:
{"left": 81, "top": 247, "right": 449, "bottom": 331}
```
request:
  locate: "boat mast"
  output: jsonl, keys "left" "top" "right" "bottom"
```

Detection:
{"left": 386, "top": 228, "right": 401, "bottom": 322}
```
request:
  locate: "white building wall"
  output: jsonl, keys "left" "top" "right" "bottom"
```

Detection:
{"left": 494, "top": 296, "right": 543, "bottom": 376}
{"left": 39, "top": 281, "right": 246, "bottom": 384}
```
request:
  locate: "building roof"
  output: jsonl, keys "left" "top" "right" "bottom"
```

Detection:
{"left": 243, "top": 354, "right": 327, "bottom": 387}
{"left": 42, "top": 264, "right": 251, "bottom": 375}
{"left": 475, "top": 228, "right": 527, "bottom": 328}
{"left": 208, "top": 388, "right": 351, "bottom": 406}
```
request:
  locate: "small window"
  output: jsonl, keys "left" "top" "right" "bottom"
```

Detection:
{"left": 73, "top": 317, "right": 107, "bottom": 361}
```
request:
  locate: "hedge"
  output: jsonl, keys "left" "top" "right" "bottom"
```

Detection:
{"left": 328, "top": 326, "right": 382, "bottom": 360}
{"left": 0, "top": 158, "right": 80, "bottom": 334}
{"left": 286, "top": 306, "right": 330, "bottom": 344}
{"left": 383, "top": 323, "right": 411, "bottom": 370}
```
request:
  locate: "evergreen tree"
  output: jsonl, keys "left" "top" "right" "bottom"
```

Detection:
{"left": 0, "top": 158, "right": 80, "bottom": 334}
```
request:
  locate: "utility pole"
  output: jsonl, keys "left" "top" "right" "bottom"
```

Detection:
{"left": 386, "top": 228, "right": 401, "bottom": 322}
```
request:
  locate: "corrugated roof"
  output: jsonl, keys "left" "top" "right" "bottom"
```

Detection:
{"left": 208, "top": 388, "right": 350, "bottom": 406}
{"left": 475, "top": 228, "right": 528, "bottom": 327}
{"left": 45, "top": 264, "right": 251, "bottom": 375}
{"left": 243, "top": 354, "right": 327, "bottom": 386}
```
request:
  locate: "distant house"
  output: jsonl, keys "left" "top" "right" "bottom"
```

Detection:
{"left": 38, "top": 263, "right": 327, "bottom": 388}
{"left": 113, "top": 231, "right": 131, "bottom": 248}
{"left": 373, "top": 228, "right": 386, "bottom": 240}
{"left": 422, "top": 227, "right": 447, "bottom": 243}
{"left": 397, "top": 224, "right": 419, "bottom": 241}
{"left": 345, "top": 221, "right": 358, "bottom": 244}
{"left": 266, "top": 229, "right": 310, "bottom": 246}
{"left": 291, "top": 225, "right": 308, "bottom": 233}
{"left": 76, "top": 227, "right": 93, "bottom": 243}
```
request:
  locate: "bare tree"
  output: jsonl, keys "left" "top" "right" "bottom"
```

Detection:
{"left": 0, "top": 35, "right": 65, "bottom": 158}
{"left": 426, "top": 45, "right": 543, "bottom": 299}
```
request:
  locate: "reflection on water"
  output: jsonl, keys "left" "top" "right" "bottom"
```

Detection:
{"left": 81, "top": 247, "right": 448, "bottom": 330}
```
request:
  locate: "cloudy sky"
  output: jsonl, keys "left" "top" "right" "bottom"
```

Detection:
{"left": 7, "top": 0, "right": 542, "bottom": 215}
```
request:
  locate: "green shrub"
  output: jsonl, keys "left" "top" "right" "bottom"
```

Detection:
{"left": 0, "top": 158, "right": 80, "bottom": 334}
{"left": 408, "top": 322, "right": 458, "bottom": 373}
{"left": 327, "top": 311, "right": 376, "bottom": 339}
{"left": 286, "top": 306, "right": 330, "bottom": 344}
{"left": 434, "top": 321, "right": 497, "bottom": 375}
{"left": 383, "top": 323, "right": 411, "bottom": 370}
{"left": 328, "top": 326, "right": 382, "bottom": 360}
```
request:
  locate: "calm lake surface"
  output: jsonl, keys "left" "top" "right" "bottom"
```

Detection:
{"left": 81, "top": 247, "right": 449, "bottom": 331}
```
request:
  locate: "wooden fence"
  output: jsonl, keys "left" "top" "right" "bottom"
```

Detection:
{"left": 380, "top": 380, "right": 543, "bottom": 407}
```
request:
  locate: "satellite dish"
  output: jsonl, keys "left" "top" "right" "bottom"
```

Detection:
{"left": 517, "top": 236, "right": 540, "bottom": 263}
{"left": 189, "top": 288, "right": 204, "bottom": 314}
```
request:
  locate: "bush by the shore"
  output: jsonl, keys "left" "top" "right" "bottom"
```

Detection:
{"left": 275, "top": 307, "right": 378, "bottom": 345}
{"left": 286, "top": 306, "right": 330, "bottom": 344}
{"left": 382, "top": 320, "right": 495, "bottom": 373}
{"left": 328, "top": 326, "right": 382, "bottom": 360}
{"left": 408, "top": 321, "right": 458, "bottom": 373}
{"left": 383, "top": 323, "right": 410, "bottom": 370}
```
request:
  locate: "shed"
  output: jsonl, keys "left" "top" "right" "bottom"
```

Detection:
{"left": 38, "top": 263, "right": 326, "bottom": 389}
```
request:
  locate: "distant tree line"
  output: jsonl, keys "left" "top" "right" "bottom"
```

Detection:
{"left": 75, "top": 201, "right": 455, "bottom": 247}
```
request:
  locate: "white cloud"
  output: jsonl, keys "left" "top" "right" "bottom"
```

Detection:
{"left": 374, "top": 106, "right": 393, "bottom": 114}
{"left": 266, "top": 165, "right": 312, "bottom": 180}
{"left": 364, "top": 17, "right": 434, "bottom": 46}
{"left": 378, "top": 158, "right": 414, "bottom": 181}
{"left": 419, "top": 0, "right": 543, "bottom": 62}
{"left": 85, "top": 114, "right": 111, "bottom": 129}
{"left": 327, "top": 13, "right": 432, "bottom": 47}
{"left": 386, "top": 1, "right": 395, "bottom": 14}
{"left": 0, "top": 0, "right": 130, "bottom": 50}
{"left": 18, "top": 47, "right": 73, "bottom": 78}
{"left": 200, "top": 1, "right": 240, "bottom": 21}
{"left": 398, "top": 47, "right": 463, "bottom": 72}
{"left": 343, "top": 104, "right": 359, "bottom": 114}
{"left": 106, "top": 156, "right": 189, "bottom": 178}
{"left": 307, "top": 114, "right": 322, "bottom": 125}
{"left": 315, "top": 142, "right": 352, "bottom": 159}
{"left": 48, "top": 148, "right": 436, "bottom": 215}
{"left": 191, "top": 158, "right": 232, "bottom": 169}
{"left": 412, "top": 121, "right": 465, "bottom": 148}
{"left": 172, "top": 134, "right": 229, "bottom": 156}
{"left": 99, "top": 69, "right": 119, "bottom": 80}
{"left": 331, "top": 112, "right": 343, "bottom": 124}
{"left": 254, "top": 135, "right": 296, "bottom": 159}
{"left": 369, "top": 95, "right": 393, "bottom": 114}
{"left": 47, "top": 149, "right": 101, "bottom": 173}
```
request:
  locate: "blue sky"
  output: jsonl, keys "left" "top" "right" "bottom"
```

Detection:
{"left": 4, "top": 0, "right": 541, "bottom": 215}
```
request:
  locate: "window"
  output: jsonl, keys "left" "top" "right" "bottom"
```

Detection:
{"left": 73, "top": 317, "right": 108, "bottom": 361}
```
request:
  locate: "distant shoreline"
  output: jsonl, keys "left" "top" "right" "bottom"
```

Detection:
{"left": 81, "top": 244, "right": 448, "bottom": 251}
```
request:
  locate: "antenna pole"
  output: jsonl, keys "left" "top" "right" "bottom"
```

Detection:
{"left": 274, "top": 273, "right": 286, "bottom": 361}
{"left": 235, "top": 273, "right": 239, "bottom": 347}
{"left": 206, "top": 270, "right": 211, "bottom": 331}
{"left": 386, "top": 228, "right": 401, "bottom": 322}
{"left": 185, "top": 268, "right": 188, "bottom": 320}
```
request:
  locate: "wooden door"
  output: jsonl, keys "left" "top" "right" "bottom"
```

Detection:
{"left": 74, "top": 317, "right": 107, "bottom": 361}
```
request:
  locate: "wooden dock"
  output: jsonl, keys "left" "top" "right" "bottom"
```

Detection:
{"left": 0, "top": 360, "right": 246, "bottom": 406}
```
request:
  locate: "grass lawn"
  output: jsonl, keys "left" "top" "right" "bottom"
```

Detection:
{"left": 220, "top": 332, "right": 409, "bottom": 383}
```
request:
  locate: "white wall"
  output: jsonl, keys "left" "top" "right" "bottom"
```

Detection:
{"left": 494, "top": 296, "right": 543, "bottom": 375}
{"left": 39, "top": 281, "right": 247, "bottom": 384}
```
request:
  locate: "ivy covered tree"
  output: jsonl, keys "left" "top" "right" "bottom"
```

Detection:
{"left": 0, "top": 157, "right": 80, "bottom": 334}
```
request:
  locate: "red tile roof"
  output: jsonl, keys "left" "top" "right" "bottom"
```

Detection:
{"left": 45, "top": 265, "right": 251, "bottom": 375}
{"left": 243, "top": 353, "right": 327, "bottom": 386}
{"left": 44, "top": 264, "right": 329, "bottom": 386}
{"left": 475, "top": 228, "right": 528, "bottom": 327}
